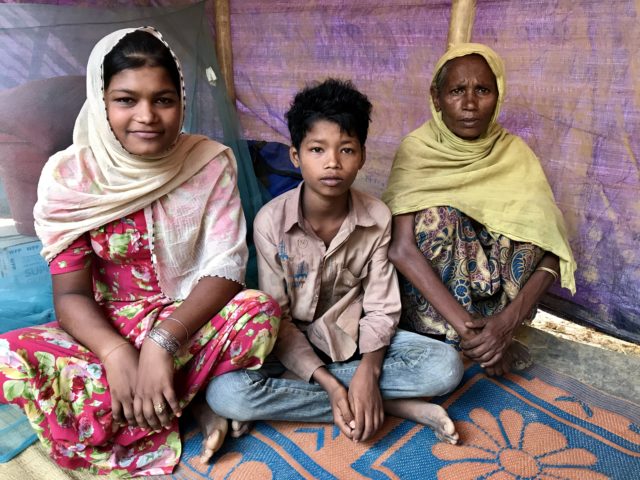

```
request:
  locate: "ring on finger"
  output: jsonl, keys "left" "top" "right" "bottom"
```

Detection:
{"left": 154, "top": 402, "right": 166, "bottom": 414}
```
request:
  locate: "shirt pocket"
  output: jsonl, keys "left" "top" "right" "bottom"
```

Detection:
{"left": 283, "top": 255, "right": 310, "bottom": 290}
{"left": 333, "top": 264, "right": 368, "bottom": 298}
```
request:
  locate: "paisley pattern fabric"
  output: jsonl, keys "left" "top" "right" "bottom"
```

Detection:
{"left": 400, "top": 206, "right": 544, "bottom": 340}
{"left": 0, "top": 210, "right": 280, "bottom": 476}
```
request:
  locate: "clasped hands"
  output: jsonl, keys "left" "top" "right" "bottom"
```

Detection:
{"left": 102, "top": 339, "right": 181, "bottom": 432}
{"left": 326, "top": 364, "right": 384, "bottom": 443}
{"left": 459, "top": 308, "right": 520, "bottom": 376}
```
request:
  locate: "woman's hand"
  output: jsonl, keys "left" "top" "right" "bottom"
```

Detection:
{"left": 348, "top": 363, "right": 385, "bottom": 442}
{"left": 459, "top": 309, "right": 519, "bottom": 367}
{"left": 456, "top": 315, "right": 483, "bottom": 344}
{"left": 103, "top": 342, "right": 140, "bottom": 428}
{"left": 133, "top": 339, "right": 181, "bottom": 431}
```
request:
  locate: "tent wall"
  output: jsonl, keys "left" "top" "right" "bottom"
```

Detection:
{"left": 229, "top": 0, "right": 640, "bottom": 342}
{"left": 0, "top": 0, "right": 637, "bottom": 343}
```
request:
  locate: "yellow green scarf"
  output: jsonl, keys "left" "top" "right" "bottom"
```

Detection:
{"left": 382, "top": 43, "right": 576, "bottom": 293}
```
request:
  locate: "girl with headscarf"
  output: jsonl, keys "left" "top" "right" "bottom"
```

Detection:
{"left": 0, "top": 27, "right": 280, "bottom": 476}
{"left": 383, "top": 43, "right": 575, "bottom": 377}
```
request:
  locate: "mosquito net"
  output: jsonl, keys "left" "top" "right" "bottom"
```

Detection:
{"left": 0, "top": 0, "right": 266, "bottom": 336}
{"left": 0, "top": 0, "right": 269, "bottom": 461}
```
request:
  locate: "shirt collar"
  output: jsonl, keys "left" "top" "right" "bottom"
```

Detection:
{"left": 283, "top": 181, "right": 376, "bottom": 233}
{"left": 283, "top": 182, "right": 305, "bottom": 233}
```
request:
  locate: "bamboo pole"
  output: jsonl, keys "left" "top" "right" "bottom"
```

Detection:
{"left": 447, "top": 0, "right": 476, "bottom": 49}
{"left": 213, "top": 0, "right": 236, "bottom": 105}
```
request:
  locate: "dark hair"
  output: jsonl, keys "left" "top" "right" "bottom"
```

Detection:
{"left": 432, "top": 62, "right": 450, "bottom": 93}
{"left": 285, "top": 78, "right": 372, "bottom": 150}
{"left": 103, "top": 30, "right": 181, "bottom": 92}
{"left": 432, "top": 54, "right": 496, "bottom": 95}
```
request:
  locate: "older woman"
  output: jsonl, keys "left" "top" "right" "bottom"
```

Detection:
{"left": 383, "top": 43, "right": 575, "bottom": 376}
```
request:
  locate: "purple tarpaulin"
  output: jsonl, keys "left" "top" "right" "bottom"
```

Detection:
{"left": 0, "top": 0, "right": 637, "bottom": 342}
{"left": 230, "top": 0, "right": 640, "bottom": 342}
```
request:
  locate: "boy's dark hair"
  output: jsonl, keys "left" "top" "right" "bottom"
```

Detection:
{"left": 103, "top": 30, "right": 181, "bottom": 92}
{"left": 285, "top": 78, "right": 372, "bottom": 150}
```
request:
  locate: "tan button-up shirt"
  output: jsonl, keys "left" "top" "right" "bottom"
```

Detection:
{"left": 254, "top": 183, "right": 401, "bottom": 381}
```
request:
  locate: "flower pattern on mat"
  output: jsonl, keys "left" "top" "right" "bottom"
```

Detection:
{"left": 555, "top": 395, "right": 594, "bottom": 418}
{"left": 432, "top": 408, "right": 607, "bottom": 480}
{"left": 209, "top": 452, "right": 273, "bottom": 480}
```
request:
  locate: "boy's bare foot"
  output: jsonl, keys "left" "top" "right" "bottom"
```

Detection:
{"left": 230, "top": 419, "right": 253, "bottom": 438}
{"left": 191, "top": 400, "right": 229, "bottom": 463}
{"left": 384, "top": 399, "right": 458, "bottom": 444}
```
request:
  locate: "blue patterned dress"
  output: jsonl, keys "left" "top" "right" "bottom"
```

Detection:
{"left": 400, "top": 206, "right": 545, "bottom": 340}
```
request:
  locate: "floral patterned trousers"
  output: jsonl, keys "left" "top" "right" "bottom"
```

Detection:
{"left": 0, "top": 289, "right": 280, "bottom": 476}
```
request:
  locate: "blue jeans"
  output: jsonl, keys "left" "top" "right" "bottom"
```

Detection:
{"left": 206, "top": 330, "right": 463, "bottom": 422}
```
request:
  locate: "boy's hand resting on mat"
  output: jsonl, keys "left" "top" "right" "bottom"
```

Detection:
{"left": 328, "top": 383, "right": 357, "bottom": 439}
{"left": 313, "top": 366, "right": 356, "bottom": 439}
{"left": 349, "top": 357, "right": 385, "bottom": 442}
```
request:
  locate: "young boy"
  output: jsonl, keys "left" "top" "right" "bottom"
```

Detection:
{"left": 206, "top": 79, "right": 463, "bottom": 444}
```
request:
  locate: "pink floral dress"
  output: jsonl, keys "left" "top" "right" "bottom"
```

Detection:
{"left": 0, "top": 209, "right": 280, "bottom": 476}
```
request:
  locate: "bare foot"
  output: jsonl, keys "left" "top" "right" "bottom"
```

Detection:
{"left": 230, "top": 419, "right": 253, "bottom": 438}
{"left": 508, "top": 339, "right": 533, "bottom": 371}
{"left": 191, "top": 400, "right": 229, "bottom": 463}
{"left": 485, "top": 339, "right": 533, "bottom": 376}
{"left": 384, "top": 399, "right": 459, "bottom": 444}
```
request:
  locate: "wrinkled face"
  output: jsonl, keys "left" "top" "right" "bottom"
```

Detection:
{"left": 431, "top": 54, "right": 498, "bottom": 140}
{"left": 290, "top": 119, "right": 365, "bottom": 206}
{"left": 104, "top": 65, "right": 181, "bottom": 156}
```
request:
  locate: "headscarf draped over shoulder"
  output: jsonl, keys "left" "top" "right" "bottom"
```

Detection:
{"left": 382, "top": 43, "right": 576, "bottom": 293}
{"left": 34, "top": 27, "right": 247, "bottom": 298}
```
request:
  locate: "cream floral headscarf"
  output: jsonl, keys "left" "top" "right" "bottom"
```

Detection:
{"left": 34, "top": 27, "right": 247, "bottom": 298}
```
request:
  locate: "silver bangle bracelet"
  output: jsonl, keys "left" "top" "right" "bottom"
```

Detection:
{"left": 147, "top": 327, "right": 180, "bottom": 355}
{"left": 165, "top": 316, "right": 190, "bottom": 342}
